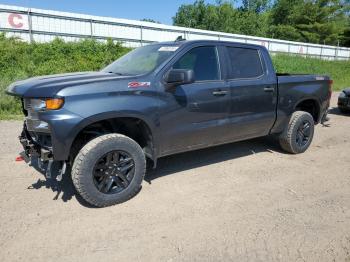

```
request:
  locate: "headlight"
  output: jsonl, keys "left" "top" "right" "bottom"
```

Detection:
{"left": 29, "top": 99, "right": 46, "bottom": 110}
{"left": 28, "top": 98, "right": 64, "bottom": 111}
{"left": 339, "top": 92, "right": 346, "bottom": 98}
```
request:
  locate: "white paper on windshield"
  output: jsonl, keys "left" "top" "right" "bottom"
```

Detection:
{"left": 315, "top": 76, "right": 325, "bottom": 80}
{"left": 158, "top": 46, "right": 179, "bottom": 52}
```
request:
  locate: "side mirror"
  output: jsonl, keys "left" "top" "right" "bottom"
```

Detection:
{"left": 165, "top": 69, "right": 195, "bottom": 87}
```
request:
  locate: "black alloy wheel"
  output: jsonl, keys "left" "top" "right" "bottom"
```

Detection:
{"left": 72, "top": 134, "right": 146, "bottom": 207}
{"left": 279, "top": 111, "right": 315, "bottom": 154}
{"left": 295, "top": 120, "right": 312, "bottom": 147}
{"left": 93, "top": 150, "right": 135, "bottom": 194}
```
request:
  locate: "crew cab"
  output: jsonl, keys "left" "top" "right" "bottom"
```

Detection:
{"left": 7, "top": 40, "right": 332, "bottom": 207}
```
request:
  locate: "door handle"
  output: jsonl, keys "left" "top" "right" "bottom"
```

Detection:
{"left": 212, "top": 90, "right": 228, "bottom": 96}
{"left": 264, "top": 86, "right": 275, "bottom": 92}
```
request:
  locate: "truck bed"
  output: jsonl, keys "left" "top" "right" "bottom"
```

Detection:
{"left": 271, "top": 73, "right": 331, "bottom": 134}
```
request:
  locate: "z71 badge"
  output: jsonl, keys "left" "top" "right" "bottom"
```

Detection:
{"left": 128, "top": 82, "right": 151, "bottom": 88}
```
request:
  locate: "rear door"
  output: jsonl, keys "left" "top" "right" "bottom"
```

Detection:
{"left": 224, "top": 45, "right": 277, "bottom": 141}
{"left": 158, "top": 45, "right": 231, "bottom": 155}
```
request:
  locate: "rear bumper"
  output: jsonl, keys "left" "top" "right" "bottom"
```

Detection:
{"left": 317, "top": 97, "right": 330, "bottom": 124}
{"left": 320, "top": 109, "right": 329, "bottom": 124}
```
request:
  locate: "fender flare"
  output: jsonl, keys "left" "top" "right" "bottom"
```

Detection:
{"left": 66, "top": 111, "right": 159, "bottom": 159}
{"left": 293, "top": 96, "right": 321, "bottom": 122}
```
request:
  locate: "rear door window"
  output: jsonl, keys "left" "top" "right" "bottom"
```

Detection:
{"left": 226, "top": 47, "right": 263, "bottom": 79}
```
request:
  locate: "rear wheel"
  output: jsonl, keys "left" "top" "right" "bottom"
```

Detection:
{"left": 279, "top": 111, "right": 314, "bottom": 154}
{"left": 72, "top": 134, "right": 146, "bottom": 207}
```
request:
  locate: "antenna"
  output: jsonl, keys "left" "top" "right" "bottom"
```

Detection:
{"left": 175, "top": 36, "right": 186, "bottom": 42}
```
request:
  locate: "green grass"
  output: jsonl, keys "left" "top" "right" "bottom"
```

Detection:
{"left": 0, "top": 34, "right": 130, "bottom": 120}
{"left": 0, "top": 34, "right": 349, "bottom": 120}
{"left": 272, "top": 54, "right": 350, "bottom": 91}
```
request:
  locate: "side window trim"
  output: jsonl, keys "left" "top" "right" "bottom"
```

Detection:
{"left": 226, "top": 46, "right": 265, "bottom": 81}
{"left": 168, "top": 45, "right": 223, "bottom": 83}
{"left": 215, "top": 46, "right": 222, "bottom": 81}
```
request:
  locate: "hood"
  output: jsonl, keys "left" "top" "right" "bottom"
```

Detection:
{"left": 342, "top": 88, "right": 350, "bottom": 96}
{"left": 6, "top": 71, "right": 132, "bottom": 98}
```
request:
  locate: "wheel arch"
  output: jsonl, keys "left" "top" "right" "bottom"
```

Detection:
{"left": 67, "top": 112, "right": 158, "bottom": 165}
{"left": 294, "top": 97, "right": 321, "bottom": 123}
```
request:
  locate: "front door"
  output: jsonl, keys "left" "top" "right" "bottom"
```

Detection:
{"left": 158, "top": 45, "right": 230, "bottom": 155}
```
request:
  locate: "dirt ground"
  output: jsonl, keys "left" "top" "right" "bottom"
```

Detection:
{"left": 0, "top": 92, "right": 350, "bottom": 262}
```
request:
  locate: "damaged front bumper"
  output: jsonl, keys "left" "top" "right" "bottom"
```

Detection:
{"left": 19, "top": 122, "right": 52, "bottom": 160}
{"left": 19, "top": 122, "right": 66, "bottom": 181}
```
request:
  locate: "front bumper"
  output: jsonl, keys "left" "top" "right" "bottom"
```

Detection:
{"left": 17, "top": 95, "right": 85, "bottom": 161}
{"left": 19, "top": 122, "right": 68, "bottom": 180}
{"left": 19, "top": 122, "right": 53, "bottom": 161}
{"left": 19, "top": 107, "right": 84, "bottom": 161}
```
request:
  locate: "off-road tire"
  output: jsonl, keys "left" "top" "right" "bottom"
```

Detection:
{"left": 279, "top": 111, "right": 315, "bottom": 154}
{"left": 72, "top": 134, "right": 146, "bottom": 207}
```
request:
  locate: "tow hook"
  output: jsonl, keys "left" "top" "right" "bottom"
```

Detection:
{"left": 16, "top": 151, "right": 30, "bottom": 163}
{"left": 15, "top": 156, "right": 24, "bottom": 162}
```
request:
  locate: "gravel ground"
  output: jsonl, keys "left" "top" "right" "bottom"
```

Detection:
{"left": 0, "top": 92, "right": 350, "bottom": 262}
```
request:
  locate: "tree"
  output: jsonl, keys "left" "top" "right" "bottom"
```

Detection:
{"left": 341, "top": 2, "right": 350, "bottom": 45}
{"left": 269, "top": 0, "right": 349, "bottom": 45}
{"left": 343, "top": 20, "right": 350, "bottom": 46}
{"left": 172, "top": 0, "right": 350, "bottom": 46}
{"left": 172, "top": 0, "right": 270, "bottom": 37}
{"left": 241, "top": 0, "right": 270, "bottom": 13}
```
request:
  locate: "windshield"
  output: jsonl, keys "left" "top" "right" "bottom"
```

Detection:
{"left": 102, "top": 44, "right": 179, "bottom": 75}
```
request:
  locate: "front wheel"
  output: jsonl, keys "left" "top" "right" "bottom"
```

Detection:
{"left": 72, "top": 134, "right": 146, "bottom": 207}
{"left": 279, "top": 111, "right": 315, "bottom": 154}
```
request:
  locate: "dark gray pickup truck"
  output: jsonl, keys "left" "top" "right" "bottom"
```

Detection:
{"left": 7, "top": 40, "right": 332, "bottom": 207}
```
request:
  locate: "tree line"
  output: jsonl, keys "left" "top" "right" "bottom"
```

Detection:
{"left": 172, "top": 0, "right": 350, "bottom": 46}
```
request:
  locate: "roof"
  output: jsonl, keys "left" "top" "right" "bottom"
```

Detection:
{"left": 149, "top": 39, "right": 264, "bottom": 50}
